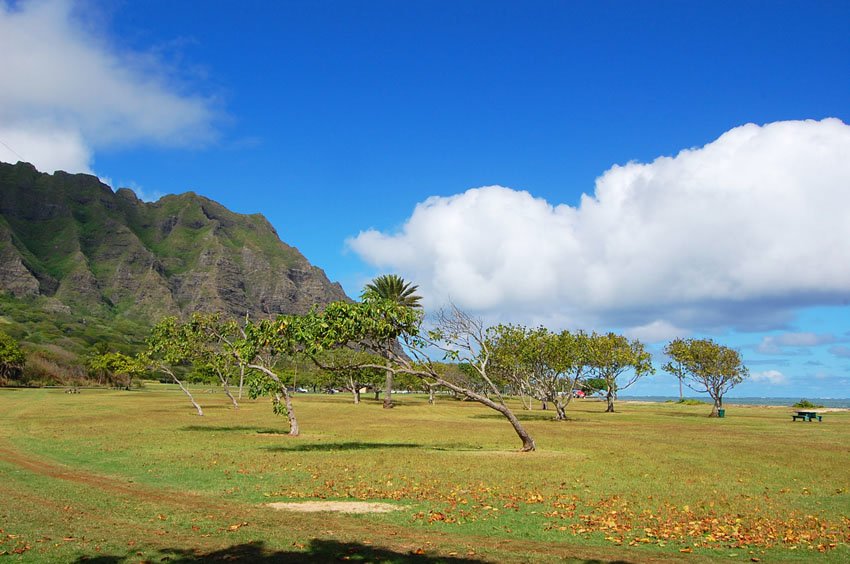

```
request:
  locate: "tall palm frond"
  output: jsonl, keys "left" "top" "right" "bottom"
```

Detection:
{"left": 362, "top": 274, "right": 422, "bottom": 308}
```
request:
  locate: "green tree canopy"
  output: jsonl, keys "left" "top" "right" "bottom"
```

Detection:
{"left": 0, "top": 331, "right": 26, "bottom": 382}
{"left": 662, "top": 337, "right": 691, "bottom": 401}
{"left": 86, "top": 351, "right": 144, "bottom": 388}
{"left": 488, "top": 325, "right": 590, "bottom": 419}
{"left": 662, "top": 338, "right": 748, "bottom": 417}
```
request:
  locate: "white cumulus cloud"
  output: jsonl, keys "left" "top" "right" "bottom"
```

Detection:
{"left": 750, "top": 370, "right": 788, "bottom": 386}
{"left": 622, "top": 320, "right": 689, "bottom": 344}
{"left": 756, "top": 332, "right": 839, "bottom": 354}
{"left": 0, "top": 0, "right": 217, "bottom": 174}
{"left": 349, "top": 118, "right": 850, "bottom": 333}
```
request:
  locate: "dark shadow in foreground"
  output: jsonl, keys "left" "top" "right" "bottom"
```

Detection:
{"left": 74, "top": 539, "right": 485, "bottom": 563}
{"left": 73, "top": 539, "right": 635, "bottom": 563}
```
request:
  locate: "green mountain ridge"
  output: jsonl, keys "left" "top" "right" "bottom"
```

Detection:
{"left": 0, "top": 161, "right": 349, "bottom": 375}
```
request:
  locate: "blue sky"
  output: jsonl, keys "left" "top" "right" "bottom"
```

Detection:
{"left": 1, "top": 0, "right": 849, "bottom": 397}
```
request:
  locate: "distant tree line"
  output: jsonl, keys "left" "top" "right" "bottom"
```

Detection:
{"left": 1, "top": 275, "right": 751, "bottom": 451}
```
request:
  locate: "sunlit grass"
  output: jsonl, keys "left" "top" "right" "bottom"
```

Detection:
{"left": 1, "top": 386, "right": 847, "bottom": 562}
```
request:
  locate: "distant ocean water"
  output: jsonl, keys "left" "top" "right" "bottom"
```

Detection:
{"left": 619, "top": 396, "right": 850, "bottom": 408}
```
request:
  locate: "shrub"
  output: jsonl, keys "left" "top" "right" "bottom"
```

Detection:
{"left": 792, "top": 399, "right": 823, "bottom": 409}
{"left": 23, "top": 350, "right": 87, "bottom": 386}
{"left": 677, "top": 398, "right": 707, "bottom": 405}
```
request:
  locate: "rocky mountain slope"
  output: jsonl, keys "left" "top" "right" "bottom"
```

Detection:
{"left": 0, "top": 161, "right": 348, "bottom": 361}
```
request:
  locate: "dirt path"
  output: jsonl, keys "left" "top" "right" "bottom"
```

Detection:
{"left": 0, "top": 442, "right": 697, "bottom": 563}
{"left": 0, "top": 445, "right": 230, "bottom": 511}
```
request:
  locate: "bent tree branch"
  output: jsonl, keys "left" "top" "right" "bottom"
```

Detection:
{"left": 302, "top": 300, "right": 536, "bottom": 452}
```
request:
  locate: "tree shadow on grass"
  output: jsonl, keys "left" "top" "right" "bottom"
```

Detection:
{"left": 470, "top": 412, "right": 578, "bottom": 422}
{"left": 181, "top": 425, "right": 286, "bottom": 433}
{"left": 73, "top": 539, "right": 499, "bottom": 563}
{"left": 264, "top": 441, "right": 424, "bottom": 452}
{"left": 656, "top": 411, "right": 710, "bottom": 418}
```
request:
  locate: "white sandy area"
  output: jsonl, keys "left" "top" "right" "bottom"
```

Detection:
{"left": 266, "top": 501, "right": 405, "bottom": 513}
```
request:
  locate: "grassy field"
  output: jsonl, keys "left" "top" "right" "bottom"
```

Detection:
{"left": 1, "top": 386, "right": 848, "bottom": 562}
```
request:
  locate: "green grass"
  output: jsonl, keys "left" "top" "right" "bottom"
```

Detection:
{"left": 0, "top": 388, "right": 848, "bottom": 562}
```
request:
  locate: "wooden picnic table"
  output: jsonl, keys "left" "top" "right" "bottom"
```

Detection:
{"left": 792, "top": 410, "right": 822, "bottom": 422}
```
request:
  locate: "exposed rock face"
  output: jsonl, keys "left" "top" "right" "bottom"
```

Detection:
{"left": 0, "top": 223, "right": 40, "bottom": 297}
{"left": 0, "top": 161, "right": 349, "bottom": 324}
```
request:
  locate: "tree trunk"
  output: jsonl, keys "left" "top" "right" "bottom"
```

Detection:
{"left": 678, "top": 376, "right": 683, "bottom": 402}
{"left": 710, "top": 396, "right": 722, "bottom": 417}
{"left": 383, "top": 365, "right": 394, "bottom": 408}
{"left": 605, "top": 389, "right": 615, "bottom": 413}
{"left": 223, "top": 381, "right": 239, "bottom": 409}
{"left": 541, "top": 400, "right": 548, "bottom": 410}
{"left": 554, "top": 402, "right": 567, "bottom": 421}
{"left": 249, "top": 364, "right": 300, "bottom": 436}
{"left": 351, "top": 378, "right": 360, "bottom": 404}
{"left": 430, "top": 376, "right": 535, "bottom": 452}
{"left": 498, "top": 402, "right": 536, "bottom": 451}
{"left": 282, "top": 390, "right": 299, "bottom": 435}
{"left": 272, "top": 389, "right": 300, "bottom": 436}
{"left": 170, "top": 373, "right": 203, "bottom": 416}
{"left": 428, "top": 386, "right": 435, "bottom": 405}
{"left": 237, "top": 365, "right": 245, "bottom": 399}
{"left": 374, "top": 389, "right": 381, "bottom": 401}
{"left": 216, "top": 368, "right": 238, "bottom": 409}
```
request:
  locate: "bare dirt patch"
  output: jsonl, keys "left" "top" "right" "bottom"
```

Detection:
{"left": 266, "top": 501, "right": 405, "bottom": 514}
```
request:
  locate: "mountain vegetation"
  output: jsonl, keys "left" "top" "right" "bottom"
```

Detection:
{"left": 0, "top": 161, "right": 348, "bottom": 383}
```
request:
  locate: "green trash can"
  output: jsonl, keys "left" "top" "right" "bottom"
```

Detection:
{"left": 717, "top": 409, "right": 725, "bottom": 418}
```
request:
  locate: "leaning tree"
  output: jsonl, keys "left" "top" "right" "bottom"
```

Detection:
{"left": 142, "top": 317, "right": 207, "bottom": 416}
{"left": 662, "top": 338, "right": 748, "bottom": 417}
{"left": 235, "top": 316, "right": 304, "bottom": 435}
{"left": 489, "top": 325, "right": 590, "bottom": 420}
{"left": 299, "top": 297, "right": 538, "bottom": 451}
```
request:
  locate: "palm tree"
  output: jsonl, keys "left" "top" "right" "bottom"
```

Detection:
{"left": 362, "top": 274, "right": 422, "bottom": 308}
{"left": 362, "top": 274, "right": 422, "bottom": 408}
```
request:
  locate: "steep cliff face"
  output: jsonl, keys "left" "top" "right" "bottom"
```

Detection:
{"left": 0, "top": 161, "right": 349, "bottom": 328}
